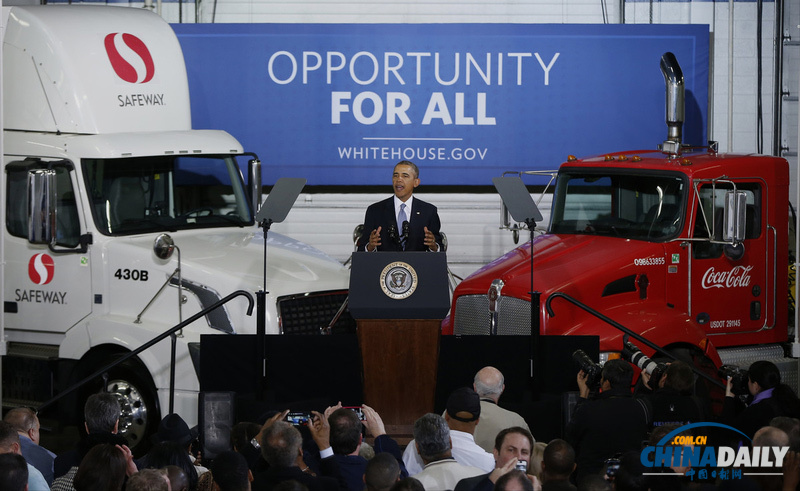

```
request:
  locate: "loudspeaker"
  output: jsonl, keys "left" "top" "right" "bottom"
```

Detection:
{"left": 199, "top": 391, "right": 235, "bottom": 460}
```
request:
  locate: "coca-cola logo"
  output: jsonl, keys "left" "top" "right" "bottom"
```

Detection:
{"left": 104, "top": 33, "right": 155, "bottom": 84}
{"left": 701, "top": 265, "right": 753, "bottom": 289}
{"left": 28, "top": 253, "right": 55, "bottom": 285}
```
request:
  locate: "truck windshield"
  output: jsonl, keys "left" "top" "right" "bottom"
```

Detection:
{"left": 83, "top": 155, "right": 253, "bottom": 235}
{"left": 549, "top": 171, "right": 685, "bottom": 241}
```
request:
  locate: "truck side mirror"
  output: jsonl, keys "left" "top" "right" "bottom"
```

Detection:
{"left": 723, "top": 190, "right": 747, "bottom": 243}
{"left": 248, "top": 158, "right": 262, "bottom": 216}
{"left": 27, "top": 169, "right": 57, "bottom": 245}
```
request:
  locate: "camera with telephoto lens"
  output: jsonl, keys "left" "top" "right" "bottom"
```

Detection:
{"left": 572, "top": 349, "right": 602, "bottom": 389}
{"left": 621, "top": 341, "right": 667, "bottom": 389}
{"left": 718, "top": 364, "right": 749, "bottom": 396}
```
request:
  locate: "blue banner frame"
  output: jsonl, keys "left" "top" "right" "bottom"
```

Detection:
{"left": 173, "top": 23, "right": 709, "bottom": 186}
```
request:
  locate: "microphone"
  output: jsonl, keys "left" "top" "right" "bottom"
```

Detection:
{"left": 402, "top": 220, "right": 409, "bottom": 239}
{"left": 388, "top": 224, "right": 400, "bottom": 245}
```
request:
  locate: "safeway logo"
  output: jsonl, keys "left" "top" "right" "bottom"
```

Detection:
{"left": 104, "top": 33, "right": 155, "bottom": 84}
{"left": 28, "top": 253, "right": 55, "bottom": 285}
{"left": 701, "top": 265, "right": 753, "bottom": 289}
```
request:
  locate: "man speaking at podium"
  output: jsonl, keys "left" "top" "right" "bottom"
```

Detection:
{"left": 358, "top": 161, "right": 443, "bottom": 252}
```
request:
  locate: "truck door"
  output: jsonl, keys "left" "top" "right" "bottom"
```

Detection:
{"left": 4, "top": 160, "right": 93, "bottom": 335}
{"left": 690, "top": 181, "right": 769, "bottom": 337}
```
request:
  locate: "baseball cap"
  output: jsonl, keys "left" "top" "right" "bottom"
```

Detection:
{"left": 446, "top": 387, "right": 481, "bottom": 422}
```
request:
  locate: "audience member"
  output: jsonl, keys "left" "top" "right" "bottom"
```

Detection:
{"left": 639, "top": 360, "right": 707, "bottom": 428}
{"left": 232, "top": 422, "right": 264, "bottom": 471}
{"left": 71, "top": 443, "right": 132, "bottom": 491}
{"left": 473, "top": 367, "right": 531, "bottom": 453}
{"left": 151, "top": 413, "right": 207, "bottom": 475}
{"left": 252, "top": 410, "right": 341, "bottom": 491}
{"left": 390, "top": 477, "right": 425, "bottom": 491}
{"left": 140, "top": 440, "right": 200, "bottom": 490}
{"left": 409, "top": 413, "right": 485, "bottom": 491}
{"left": 404, "top": 387, "right": 494, "bottom": 474}
{"left": 722, "top": 360, "right": 800, "bottom": 439}
{"left": 211, "top": 450, "right": 252, "bottom": 491}
{"left": 576, "top": 475, "right": 611, "bottom": 491}
{"left": 54, "top": 392, "right": 127, "bottom": 479}
{"left": 126, "top": 468, "right": 170, "bottom": 491}
{"left": 4, "top": 407, "right": 56, "bottom": 485}
{"left": 325, "top": 404, "right": 406, "bottom": 491}
{"left": 494, "top": 469, "right": 535, "bottom": 491}
{"left": 166, "top": 464, "right": 191, "bottom": 491}
{"left": 528, "top": 442, "right": 547, "bottom": 481}
{"left": 0, "top": 453, "right": 28, "bottom": 491}
{"left": 455, "top": 426, "right": 535, "bottom": 491}
{"left": 0, "top": 421, "right": 49, "bottom": 491}
{"left": 770, "top": 416, "right": 800, "bottom": 451}
{"left": 565, "top": 359, "right": 650, "bottom": 483}
{"left": 365, "top": 452, "right": 402, "bottom": 491}
{"left": 540, "top": 439, "right": 576, "bottom": 491}
{"left": 609, "top": 451, "right": 647, "bottom": 491}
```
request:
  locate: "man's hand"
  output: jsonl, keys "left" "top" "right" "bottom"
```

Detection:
{"left": 424, "top": 227, "right": 438, "bottom": 251}
{"left": 488, "top": 454, "right": 519, "bottom": 483}
{"left": 308, "top": 410, "right": 331, "bottom": 451}
{"left": 257, "top": 409, "right": 289, "bottom": 447}
{"left": 640, "top": 371, "right": 652, "bottom": 391}
{"left": 725, "top": 376, "right": 734, "bottom": 398}
{"left": 577, "top": 370, "right": 590, "bottom": 399}
{"left": 116, "top": 444, "right": 138, "bottom": 477}
{"left": 324, "top": 402, "right": 342, "bottom": 420}
{"left": 362, "top": 404, "right": 386, "bottom": 437}
{"left": 367, "top": 227, "right": 382, "bottom": 252}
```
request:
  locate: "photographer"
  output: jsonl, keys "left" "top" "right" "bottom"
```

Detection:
{"left": 565, "top": 359, "right": 650, "bottom": 483}
{"left": 636, "top": 360, "right": 708, "bottom": 429}
{"left": 721, "top": 360, "right": 800, "bottom": 439}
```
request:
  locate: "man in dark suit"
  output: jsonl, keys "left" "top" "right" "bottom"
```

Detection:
{"left": 358, "top": 161, "right": 442, "bottom": 252}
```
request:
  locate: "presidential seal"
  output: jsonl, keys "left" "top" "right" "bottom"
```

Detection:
{"left": 380, "top": 261, "right": 418, "bottom": 299}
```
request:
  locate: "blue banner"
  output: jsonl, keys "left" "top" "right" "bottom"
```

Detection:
{"left": 173, "top": 23, "right": 709, "bottom": 186}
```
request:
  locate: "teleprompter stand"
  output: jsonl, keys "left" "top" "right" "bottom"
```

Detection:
{"left": 254, "top": 177, "right": 307, "bottom": 397}
{"left": 492, "top": 177, "right": 545, "bottom": 391}
{"left": 349, "top": 251, "right": 450, "bottom": 435}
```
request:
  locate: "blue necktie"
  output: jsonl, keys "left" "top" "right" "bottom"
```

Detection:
{"left": 398, "top": 203, "right": 407, "bottom": 250}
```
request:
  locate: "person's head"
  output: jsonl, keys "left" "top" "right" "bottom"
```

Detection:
{"left": 4, "top": 407, "right": 40, "bottom": 444}
{"left": 126, "top": 468, "right": 170, "bottom": 491}
{"left": 84, "top": 393, "right": 121, "bottom": 434}
{"left": 494, "top": 469, "right": 534, "bottom": 491}
{"left": 412, "top": 413, "right": 451, "bottom": 462}
{"left": 211, "top": 450, "right": 252, "bottom": 491}
{"left": 748, "top": 360, "right": 781, "bottom": 395}
{"left": 444, "top": 387, "right": 481, "bottom": 433}
{"left": 612, "top": 452, "right": 648, "bottom": 491}
{"left": 261, "top": 421, "right": 303, "bottom": 468}
{"left": 230, "top": 422, "right": 262, "bottom": 452}
{"left": 528, "top": 442, "right": 547, "bottom": 479}
{"left": 364, "top": 452, "right": 401, "bottom": 491}
{"left": 753, "top": 426, "right": 790, "bottom": 448}
{"left": 0, "top": 453, "right": 27, "bottom": 491}
{"left": 0, "top": 422, "right": 21, "bottom": 455}
{"left": 770, "top": 416, "right": 800, "bottom": 451}
{"left": 493, "top": 427, "right": 534, "bottom": 470}
{"left": 72, "top": 443, "right": 128, "bottom": 491}
{"left": 152, "top": 413, "right": 198, "bottom": 449}
{"left": 541, "top": 439, "right": 576, "bottom": 482}
{"left": 392, "top": 161, "right": 419, "bottom": 202}
{"left": 329, "top": 408, "right": 363, "bottom": 455}
{"left": 662, "top": 361, "right": 695, "bottom": 394}
{"left": 142, "top": 440, "right": 199, "bottom": 490}
{"left": 473, "top": 366, "right": 505, "bottom": 402}
{"left": 600, "top": 359, "right": 634, "bottom": 391}
{"left": 390, "top": 477, "right": 425, "bottom": 491}
{"left": 165, "top": 465, "right": 190, "bottom": 491}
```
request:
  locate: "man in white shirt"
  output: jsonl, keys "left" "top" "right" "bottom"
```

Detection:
{"left": 409, "top": 413, "right": 485, "bottom": 491}
{"left": 403, "top": 387, "right": 495, "bottom": 475}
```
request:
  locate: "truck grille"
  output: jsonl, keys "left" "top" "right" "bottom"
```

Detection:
{"left": 277, "top": 290, "right": 356, "bottom": 334}
{"left": 454, "top": 294, "right": 532, "bottom": 335}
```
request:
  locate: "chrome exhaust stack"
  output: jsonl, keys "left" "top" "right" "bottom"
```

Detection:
{"left": 660, "top": 52, "right": 685, "bottom": 156}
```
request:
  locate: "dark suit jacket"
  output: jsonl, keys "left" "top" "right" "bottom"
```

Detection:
{"left": 357, "top": 197, "right": 442, "bottom": 252}
{"left": 252, "top": 462, "right": 342, "bottom": 491}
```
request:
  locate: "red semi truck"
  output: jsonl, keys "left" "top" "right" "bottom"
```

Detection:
{"left": 443, "top": 53, "right": 799, "bottom": 389}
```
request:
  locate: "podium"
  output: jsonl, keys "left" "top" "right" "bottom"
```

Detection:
{"left": 349, "top": 252, "right": 450, "bottom": 436}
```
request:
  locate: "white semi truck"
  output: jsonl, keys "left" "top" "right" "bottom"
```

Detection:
{"left": 1, "top": 5, "right": 352, "bottom": 447}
